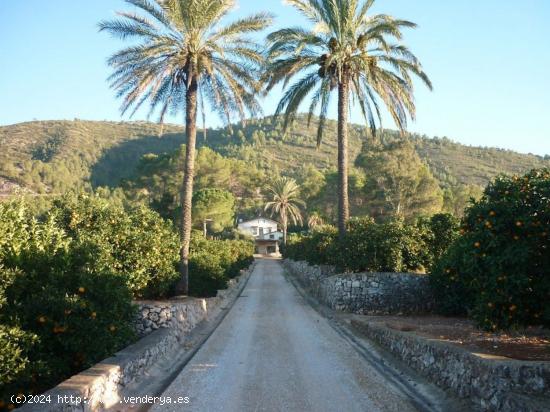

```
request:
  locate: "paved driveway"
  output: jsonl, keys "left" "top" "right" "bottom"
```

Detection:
{"left": 153, "top": 258, "right": 420, "bottom": 412}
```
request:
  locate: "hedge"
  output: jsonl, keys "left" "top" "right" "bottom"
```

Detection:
{"left": 284, "top": 214, "right": 458, "bottom": 274}
{"left": 49, "top": 193, "right": 180, "bottom": 298}
{"left": 0, "top": 194, "right": 256, "bottom": 407}
{"left": 0, "top": 200, "right": 136, "bottom": 406}
{"left": 189, "top": 233, "right": 254, "bottom": 297}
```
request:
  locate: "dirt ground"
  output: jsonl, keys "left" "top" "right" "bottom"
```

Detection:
{"left": 357, "top": 315, "right": 550, "bottom": 361}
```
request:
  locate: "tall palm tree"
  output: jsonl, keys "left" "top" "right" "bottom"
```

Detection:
{"left": 264, "top": 177, "right": 305, "bottom": 245}
{"left": 264, "top": 0, "right": 432, "bottom": 237}
{"left": 100, "top": 0, "right": 272, "bottom": 294}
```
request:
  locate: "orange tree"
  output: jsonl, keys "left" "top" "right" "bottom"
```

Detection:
{"left": 431, "top": 169, "right": 550, "bottom": 330}
{"left": 0, "top": 200, "right": 135, "bottom": 405}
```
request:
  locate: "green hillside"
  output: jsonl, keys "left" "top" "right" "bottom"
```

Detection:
{"left": 0, "top": 120, "right": 183, "bottom": 195}
{"left": 1, "top": 117, "right": 548, "bottom": 197}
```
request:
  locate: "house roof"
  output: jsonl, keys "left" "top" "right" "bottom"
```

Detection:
{"left": 238, "top": 217, "right": 279, "bottom": 225}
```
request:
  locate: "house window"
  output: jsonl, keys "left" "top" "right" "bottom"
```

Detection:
{"left": 270, "top": 234, "right": 275, "bottom": 239}
{"left": 251, "top": 226, "right": 258, "bottom": 236}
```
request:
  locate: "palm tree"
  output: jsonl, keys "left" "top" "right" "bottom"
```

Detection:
{"left": 307, "top": 212, "right": 324, "bottom": 230}
{"left": 264, "top": 0, "right": 432, "bottom": 237}
{"left": 100, "top": 0, "right": 272, "bottom": 294}
{"left": 264, "top": 177, "right": 305, "bottom": 245}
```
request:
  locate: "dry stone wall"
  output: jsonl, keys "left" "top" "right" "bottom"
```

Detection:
{"left": 134, "top": 276, "right": 242, "bottom": 337}
{"left": 352, "top": 320, "right": 550, "bottom": 412}
{"left": 283, "top": 259, "right": 433, "bottom": 315}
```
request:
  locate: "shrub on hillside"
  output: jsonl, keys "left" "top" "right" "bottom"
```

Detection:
{"left": 431, "top": 169, "right": 550, "bottom": 330}
{"left": 50, "top": 193, "right": 180, "bottom": 298}
{"left": 0, "top": 200, "right": 135, "bottom": 404}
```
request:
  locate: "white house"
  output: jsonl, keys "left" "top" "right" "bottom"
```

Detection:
{"left": 237, "top": 217, "right": 283, "bottom": 256}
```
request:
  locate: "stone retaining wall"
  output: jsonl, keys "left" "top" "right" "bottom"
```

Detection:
{"left": 283, "top": 259, "right": 433, "bottom": 314}
{"left": 134, "top": 276, "right": 242, "bottom": 337}
{"left": 351, "top": 320, "right": 550, "bottom": 412}
{"left": 18, "top": 264, "right": 254, "bottom": 412}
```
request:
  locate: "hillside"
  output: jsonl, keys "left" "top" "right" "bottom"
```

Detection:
{"left": 1, "top": 117, "right": 549, "bottom": 197}
{"left": 0, "top": 120, "right": 183, "bottom": 195}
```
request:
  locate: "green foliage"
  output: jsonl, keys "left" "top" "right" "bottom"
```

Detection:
{"left": 188, "top": 251, "right": 228, "bottom": 297}
{"left": 0, "top": 323, "right": 37, "bottom": 387}
{"left": 124, "top": 146, "right": 265, "bottom": 222}
{"left": 284, "top": 225, "right": 337, "bottom": 265}
{"left": 442, "top": 183, "right": 483, "bottom": 217}
{"left": 264, "top": 177, "right": 305, "bottom": 243}
{"left": 31, "top": 129, "right": 67, "bottom": 162}
{"left": 50, "top": 193, "right": 180, "bottom": 298}
{"left": 0, "top": 193, "right": 255, "bottom": 403}
{"left": 431, "top": 169, "right": 550, "bottom": 330}
{"left": 0, "top": 120, "right": 184, "bottom": 195}
{"left": 333, "top": 218, "right": 430, "bottom": 273}
{"left": 357, "top": 140, "right": 443, "bottom": 219}
{"left": 189, "top": 233, "right": 254, "bottom": 297}
{"left": 416, "top": 213, "right": 461, "bottom": 268}
{"left": 0, "top": 200, "right": 136, "bottom": 403}
{"left": 2, "top": 119, "right": 548, "bottom": 215}
{"left": 192, "top": 188, "right": 235, "bottom": 233}
{"left": 285, "top": 214, "right": 460, "bottom": 274}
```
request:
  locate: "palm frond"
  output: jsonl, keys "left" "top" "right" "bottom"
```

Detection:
{"left": 101, "top": 0, "right": 272, "bottom": 126}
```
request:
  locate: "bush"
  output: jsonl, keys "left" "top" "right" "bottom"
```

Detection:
{"left": 188, "top": 252, "right": 228, "bottom": 297}
{"left": 0, "top": 324, "right": 37, "bottom": 390}
{"left": 333, "top": 218, "right": 430, "bottom": 273}
{"left": 0, "top": 200, "right": 136, "bottom": 404}
{"left": 431, "top": 169, "right": 550, "bottom": 330}
{"left": 50, "top": 193, "right": 180, "bottom": 298}
{"left": 283, "top": 219, "right": 435, "bottom": 273}
{"left": 189, "top": 232, "right": 255, "bottom": 297}
{"left": 283, "top": 225, "right": 337, "bottom": 264}
{"left": 416, "top": 213, "right": 461, "bottom": 269}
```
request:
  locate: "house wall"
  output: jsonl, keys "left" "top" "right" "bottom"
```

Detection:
{"left": 256, "top": 243, "right": 279, "bottom": 256}
{"left": 237, "top": 218, "right": 278, "bottom": 237}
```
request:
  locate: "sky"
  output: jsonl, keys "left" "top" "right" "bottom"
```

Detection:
{"left": 1, "top": 0, "right": 549, "bottom": 155}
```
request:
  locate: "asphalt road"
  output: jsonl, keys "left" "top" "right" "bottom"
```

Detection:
{"left": 152, "top": 258, "right": 421, "bottom": 412}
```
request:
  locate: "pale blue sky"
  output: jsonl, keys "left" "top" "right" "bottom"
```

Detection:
{"left": 1, "top": 1, "right": 549, "bottom": 155}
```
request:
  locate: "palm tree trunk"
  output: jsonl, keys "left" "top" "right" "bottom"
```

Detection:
{"left": 282, "top": 211, "right": 287, "bottom": 245}
{"left": 337, "top": 73, "right": 350, "bottom": 238}
{"left": 176, "top": 76, "right": 198, "bottom": 296}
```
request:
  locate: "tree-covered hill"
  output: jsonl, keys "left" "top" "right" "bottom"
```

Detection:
{"left": 1, "top": 117, "right": 548, "bottom": 197}
{"left": 0, "top": 120, "right": 183, "bottom": 195}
